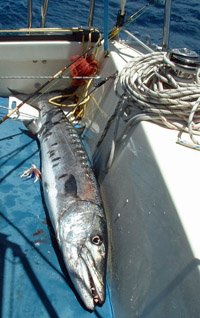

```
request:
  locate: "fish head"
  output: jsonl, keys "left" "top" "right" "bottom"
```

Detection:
{"left": 58, "top": 200, "right": 108, "bottom": 311}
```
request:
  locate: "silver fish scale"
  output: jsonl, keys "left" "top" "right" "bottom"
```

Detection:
{"left": 38, "top": 101, "right": 102, "bottom": 207}
{"left": 31, "top": 97, "right": 108, "bottom": 310}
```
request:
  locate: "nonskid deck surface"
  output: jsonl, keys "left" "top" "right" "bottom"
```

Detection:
{"left": 0, "top": 98, "right": 113, "bottom": 318}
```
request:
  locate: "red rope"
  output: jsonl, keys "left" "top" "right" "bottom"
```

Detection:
{"left": 70, "top": 55, "right": 99, "bottom": 86}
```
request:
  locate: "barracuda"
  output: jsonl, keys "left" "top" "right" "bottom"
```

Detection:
{"left": 23, "top": 94, "right": 108, "bottom": 311}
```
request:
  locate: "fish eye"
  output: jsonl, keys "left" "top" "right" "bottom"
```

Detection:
{"left": 91, "top": 235, "right": 102, "bottom": 246}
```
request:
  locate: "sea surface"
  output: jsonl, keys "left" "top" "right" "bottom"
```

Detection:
{"left": 0, "top": 0, "right": 199, "bottom": 53}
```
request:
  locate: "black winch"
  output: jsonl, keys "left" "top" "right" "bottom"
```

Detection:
{"left": 168, "top": 48, "right": 200, "bottom": 82}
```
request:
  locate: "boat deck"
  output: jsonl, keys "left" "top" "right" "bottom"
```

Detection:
{"left": 0, "top": 97, "right": 113, "bottom": 318}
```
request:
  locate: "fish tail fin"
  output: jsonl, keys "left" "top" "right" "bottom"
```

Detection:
{"left": 8, "top": 88, "right": 41, "bottom": 109}
{"left": 8, "top": 89, "right": 41, "bottom": 126}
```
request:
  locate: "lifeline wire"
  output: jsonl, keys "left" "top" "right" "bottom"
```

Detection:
{"left": 114, "top": 51, "right": 200, "bottom": 149}
{"left": 0, "top": 1, "right": 157, "bottom": 124}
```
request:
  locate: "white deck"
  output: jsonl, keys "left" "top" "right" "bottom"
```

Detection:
{"left": 83, "top": 40, "right": 200, "bottom": 317}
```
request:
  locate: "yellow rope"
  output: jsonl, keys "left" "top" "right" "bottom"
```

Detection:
{"left": 69, "top": 79, "right": 93, "bottom": 119}
{"left": 48, "top": 29, "right": 101, "bottom": 121}
{"left": 48, "top": 93, "right": 90, "bottom": 108}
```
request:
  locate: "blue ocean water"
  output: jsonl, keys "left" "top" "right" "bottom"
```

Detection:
{"left": 0, "top": 0, "right": 199, "bottom": 53}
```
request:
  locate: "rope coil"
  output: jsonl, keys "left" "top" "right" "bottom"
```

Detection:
{"left": 114, "top": 51, "right": 200, "bottom": 149}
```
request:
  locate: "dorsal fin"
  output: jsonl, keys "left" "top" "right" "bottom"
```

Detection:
{"left": 64, "top": 174, "right": 77, "bottom": 196}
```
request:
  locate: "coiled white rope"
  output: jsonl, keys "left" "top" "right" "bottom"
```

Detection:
{"left": 114, "top": 51, "right": 200, "bottom": 149}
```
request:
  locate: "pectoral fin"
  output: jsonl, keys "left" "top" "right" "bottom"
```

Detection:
{"left": 64, "top": 174, "right": 77, "bottom": 196}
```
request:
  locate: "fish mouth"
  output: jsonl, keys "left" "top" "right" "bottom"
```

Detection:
{"left": 71, "top": 246, "right": 105, "bottom": 311}
{"left": 90, "top": 276, "right": 102, "bottom": 305}
{"left": 87, "top": 259, "right": 104, "bottom": 306}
